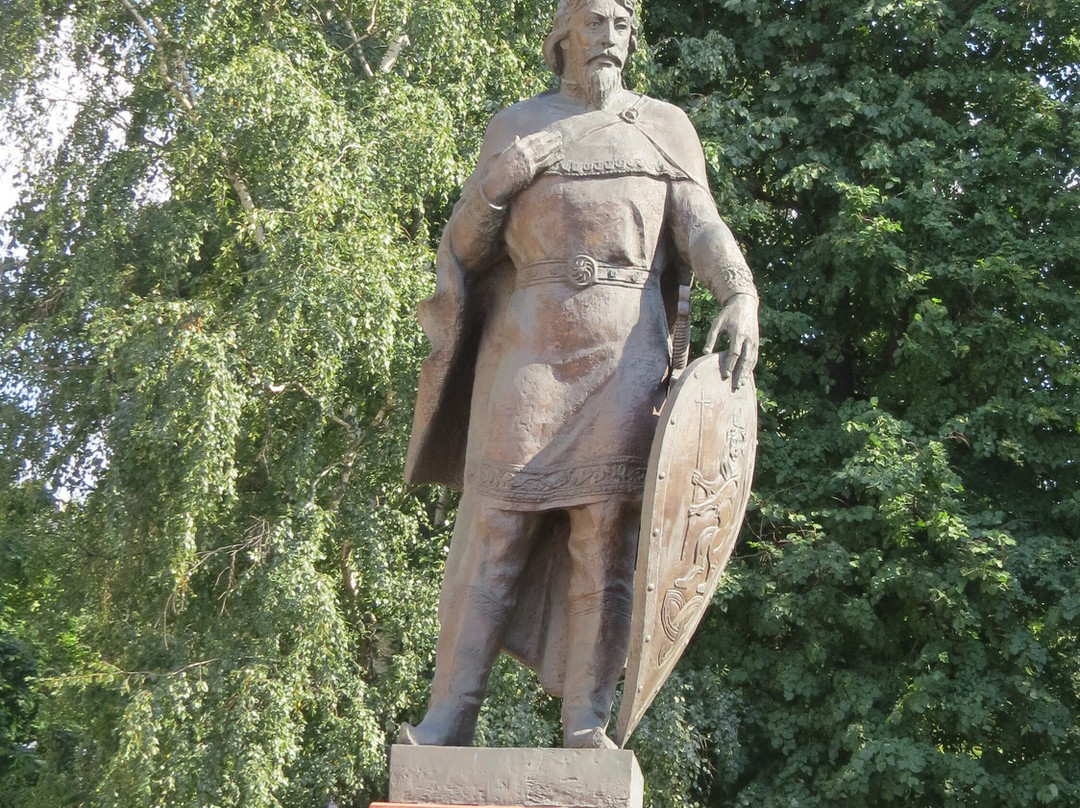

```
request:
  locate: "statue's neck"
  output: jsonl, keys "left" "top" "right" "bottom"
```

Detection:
{"left": 558, "top": 80, "right": 593, "bottom": 107}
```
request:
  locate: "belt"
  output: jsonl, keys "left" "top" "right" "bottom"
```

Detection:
{"left": 518, "top": 255, "right": 654, "bottom": 290}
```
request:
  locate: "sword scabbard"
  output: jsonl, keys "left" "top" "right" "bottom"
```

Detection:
{"left": 670, "top": 284, "right": 692, "bottom": 380}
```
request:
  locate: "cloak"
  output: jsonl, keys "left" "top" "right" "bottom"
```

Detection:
{"left": 404, "top": 92, "right": 712, "bottom": 693}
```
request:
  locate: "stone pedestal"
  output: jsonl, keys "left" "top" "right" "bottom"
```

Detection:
{"left": 375, "top": 745, "right": 643, "bottom": 808}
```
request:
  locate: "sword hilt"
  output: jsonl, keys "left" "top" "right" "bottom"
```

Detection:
{"left": 671, "top": 284, "right": 692, "bottom": 378}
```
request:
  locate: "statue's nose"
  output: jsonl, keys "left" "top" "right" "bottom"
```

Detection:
{"left": 599, "top": 21, "right": 615, "bottom": 46}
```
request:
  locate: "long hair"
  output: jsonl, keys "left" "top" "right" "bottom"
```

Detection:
{"left": 542, "top": 0, "right": 639, "bottom": 77}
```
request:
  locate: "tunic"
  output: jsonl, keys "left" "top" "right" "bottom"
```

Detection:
{"left": 464, "top": 119, "right": 679, "bottom": 509}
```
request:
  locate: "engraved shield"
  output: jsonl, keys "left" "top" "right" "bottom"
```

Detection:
{"left": 614, "top": 355, "right": 757, "bottom": 747}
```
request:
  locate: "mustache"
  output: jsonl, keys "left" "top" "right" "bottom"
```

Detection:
{"left": 589, "top": 51, "right": 624, "bottom": 69}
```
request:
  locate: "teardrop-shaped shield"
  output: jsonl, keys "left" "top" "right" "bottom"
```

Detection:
{"left": 614, "top": 355, "right": 757, "bottom": 746}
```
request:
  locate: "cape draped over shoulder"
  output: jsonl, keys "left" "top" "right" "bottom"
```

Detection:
{"left": 404, "top": 92, "right": 712, "bottom": 692}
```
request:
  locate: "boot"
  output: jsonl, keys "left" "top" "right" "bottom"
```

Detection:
{"left": 407, "top": 591, "right": 506, "bottom": 746}
{"left": 560, "top": 598, "right": 631, "bottom": 749}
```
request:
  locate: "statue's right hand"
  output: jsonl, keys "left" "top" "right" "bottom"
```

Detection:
{"left": 481, "top": 130, "right": 563, "bottom": 206}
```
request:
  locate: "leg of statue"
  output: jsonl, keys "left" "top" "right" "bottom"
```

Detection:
{"left": 403, "top": 492, "right": 538, "bottom": 746}
{"left": 560, "top": 499, "right": 639, "bottom": 749}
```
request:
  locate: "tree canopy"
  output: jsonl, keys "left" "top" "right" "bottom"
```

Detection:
{"left": 1, "top": 1, "right": 1077, "bottom": 807}
{"left": 648, "top": 1, "right": 1080, "bottom": 804}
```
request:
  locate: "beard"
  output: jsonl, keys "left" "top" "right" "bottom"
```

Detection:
{"left": 583, "top": 63, "right": 623, "bottom": 110}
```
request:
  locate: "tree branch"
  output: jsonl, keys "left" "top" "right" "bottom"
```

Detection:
{"left": 118, "top": 0, "right": 195, "bottom": 113}
{"left": 329, "top": 1, "right": 375, "bottom": 79}
{"left": 340, "top": 538, "right": 359, "bottom": 598}
{"left": 121, "top": 1, "right": 267, "bottom": 246}
{"left": 220, "top": 150, "right": 266, "bottom": 246}
{"left": 331, "top": 143, "right": 366, "bottom": 168}
{"left": 341, "top": 12, "right": 375, "bottom": 78}
{"left": 379, "top": 33, "right": 409, "bottom": 72}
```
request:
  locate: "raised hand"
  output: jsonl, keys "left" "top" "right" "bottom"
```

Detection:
{"left": 481, "top": 130, "right": 564, "bottom": 206}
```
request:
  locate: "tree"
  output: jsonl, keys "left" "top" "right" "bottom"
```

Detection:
{"left": 1, "top": 1, "right": 561, "bottom": 805}
{"left": 643, "top": 0, "right": 1080, "bottom": 805}
{"left": 2, "top": 0, "right": 1078, "bottom": 807}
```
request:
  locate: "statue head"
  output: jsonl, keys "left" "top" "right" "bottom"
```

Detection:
{"left": 543, "top": 0, "right": 639, "bottom": 79}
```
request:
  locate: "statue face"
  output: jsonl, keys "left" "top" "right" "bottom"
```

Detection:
{"left": 560, "top": 0, "right": 633, "bottom": 86}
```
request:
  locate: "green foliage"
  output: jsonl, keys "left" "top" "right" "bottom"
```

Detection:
{"left": 2, "top": 0, "right": 1078, "bottom": 806}
{"left": 644, "top": 0, "right": 1080, "bottom": 805}
{"left": 1, "top": 1, "right": 554, "bottom": 805}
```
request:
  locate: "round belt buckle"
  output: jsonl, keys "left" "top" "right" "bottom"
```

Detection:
{"left": 570, "top": 254, "right": 597, "bottom": 287}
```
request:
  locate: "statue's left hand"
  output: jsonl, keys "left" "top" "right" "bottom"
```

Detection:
{"left": 704, "top": 294, "right": 759, "bottom": 390}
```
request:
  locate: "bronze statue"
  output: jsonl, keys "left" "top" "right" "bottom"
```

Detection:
{"left": 402, "top": 0, "right": 759, "bottom": 750}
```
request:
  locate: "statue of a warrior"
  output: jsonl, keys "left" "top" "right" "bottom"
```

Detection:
{"left": 402, "top": 0, "right": 759, "bottom": 750}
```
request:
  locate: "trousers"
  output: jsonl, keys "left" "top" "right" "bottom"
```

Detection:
{"left": 412, "top": 490, "right": 639, "bottom": 746}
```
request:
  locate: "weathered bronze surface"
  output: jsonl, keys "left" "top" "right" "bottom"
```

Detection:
{"left": 402, "top": 0, "right": 759, "bottom": 749}
{"left": 615, "top": 356, "right": 757, "bottom": 746}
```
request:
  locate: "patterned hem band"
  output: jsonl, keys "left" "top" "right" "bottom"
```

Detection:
{"left": 467, "top": 456, "right": 648, "bottom": 504}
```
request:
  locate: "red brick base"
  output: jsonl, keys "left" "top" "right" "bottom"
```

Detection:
{"left": 371, "top": 804, "right": 534, "bottom": 808}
